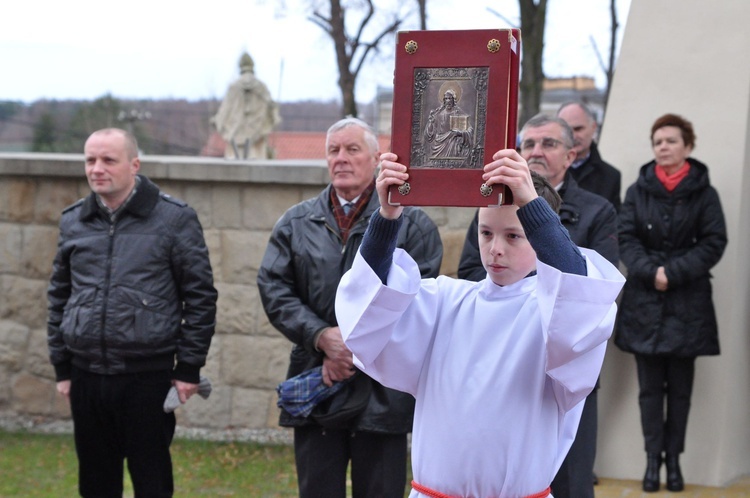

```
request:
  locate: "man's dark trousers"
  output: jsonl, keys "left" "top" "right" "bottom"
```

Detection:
{"left": 70, "top": 367, "right": 176, "bottom": 498}
{"left": 294, "top": 425, "right": 407, "bottom": 498}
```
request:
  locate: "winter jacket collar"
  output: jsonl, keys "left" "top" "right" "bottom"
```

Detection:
{"left": 79, "top": 174, "right": 160, "bottom": 221}
{"left": 637, "top": 157, "right": 711, "bottom": 199}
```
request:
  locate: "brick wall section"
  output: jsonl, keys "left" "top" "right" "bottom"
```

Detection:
{"left": 0, "top": 153, "right": 475, "bottom": 431}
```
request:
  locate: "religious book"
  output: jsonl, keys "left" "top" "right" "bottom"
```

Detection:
{"left": 387, "top": 28, "right": 521, "bottom": 207}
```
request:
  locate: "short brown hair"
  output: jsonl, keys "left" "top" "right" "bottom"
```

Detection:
{"left": 650, "top": 114, "right": 696, "bottom": 149}
{"left": 531, "top": 170, "right": 562, "bottom": 214}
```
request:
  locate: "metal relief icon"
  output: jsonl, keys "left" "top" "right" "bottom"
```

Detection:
{"left": 398, "top": 182, "right": 411, "bottom": 196}
{"left": 487, "top": 39, "right": 501, "bottom": 53}
{"left": 410, "top": 67, "right": 489, "bottom": 170}
{"left": 480, "top": 183, "right": 493, "bottom": 197}
{"left": 405, "top": 40, "right": 418, "bottom": 54}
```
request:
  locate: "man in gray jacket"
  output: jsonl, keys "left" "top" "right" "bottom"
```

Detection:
{"left": 47, "top": 128, "right": 217, "bottom": 497}
{"left": 258, "top": 117, "right": 443, "bottom": 498}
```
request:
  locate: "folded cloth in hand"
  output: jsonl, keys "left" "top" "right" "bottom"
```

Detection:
{"left": 276, "top": 366, "right": 351, "bottom": 418}
{"left": 163, "top": 376, "right": 213, "bottom": 413}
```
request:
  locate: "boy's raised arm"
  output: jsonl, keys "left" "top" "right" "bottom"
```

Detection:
{"left": 358, "top": 152, "right": 408, "bottom": 283}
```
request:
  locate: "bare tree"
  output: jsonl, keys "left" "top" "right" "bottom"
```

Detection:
{"left": 588, "top": 0, "right": 619, "bottom": 119}
{"left": 309, "top": 0, "right": 402, "bottom": 118}
{"left": 518, "top": 0, "right": 548, "bottom": 126}
{"left": 415, "top": 0, "right": 427, "bottom": 29}
{"left": 604, "top": 0, "right": 619, "bottom": 116}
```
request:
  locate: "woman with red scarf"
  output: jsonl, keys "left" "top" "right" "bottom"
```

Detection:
{"left": 615, "top": 114, "right": 727, "bottom": 492}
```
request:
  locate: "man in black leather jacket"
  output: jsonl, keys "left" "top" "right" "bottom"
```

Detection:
{"left": 458, "top": 115, "right": 617, "bottom": 498}
{"left": 47, "top": 128, "right": 217, "bottom": 498}
{"left": 258, "top": 117, "right": 443, "bottom": 498}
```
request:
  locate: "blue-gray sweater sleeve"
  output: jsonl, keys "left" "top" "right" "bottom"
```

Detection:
{"left": 517, "top": 197, "right": 587, "bottom": 276}
{"left": 359, "top": 210, "right": 403, "bottom": 283}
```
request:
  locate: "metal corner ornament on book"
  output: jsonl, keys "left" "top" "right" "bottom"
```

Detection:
{"left": 388, "top": 29, "right": 521, "bottom": 208}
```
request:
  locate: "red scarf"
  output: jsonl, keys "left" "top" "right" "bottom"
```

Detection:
{"left": 655, "top": 161, "right": 690, "bottom": 192}
{"left": 330, "top": 180, "right": 375, "bottom": 244}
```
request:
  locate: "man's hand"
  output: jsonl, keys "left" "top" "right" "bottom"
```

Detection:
{"left": 654, "top": 266, "right": 669, "bottom": 291}
{"left": 56, "top": 380, "right": 71, "bottom": 400}
{"left": 173, "top": 380, "right": 199, "bottom": 404}
{"left": 482, "top": 149, "right": 538, "bottom": 207}
{"left": 376, "top": 152, "right": 406, "bottom": 220}
{"left": 316, "top": 327, "right": 355, "bottom": 387}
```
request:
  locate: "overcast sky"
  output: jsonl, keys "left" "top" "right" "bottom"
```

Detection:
{"left": 2, "top": 0, "right": 631, "bottom": 104}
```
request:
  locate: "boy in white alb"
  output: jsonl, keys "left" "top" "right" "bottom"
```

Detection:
{"left": 335, "top": 149, "right": 625, "bottom": 498}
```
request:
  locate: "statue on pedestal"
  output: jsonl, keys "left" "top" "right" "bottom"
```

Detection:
{"left": 212, "top": 52, "right": 280, "bottom": 159}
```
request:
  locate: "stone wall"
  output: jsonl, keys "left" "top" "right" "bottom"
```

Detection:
{"left": 0, "top": 153, "right": 474, "bottom": 432}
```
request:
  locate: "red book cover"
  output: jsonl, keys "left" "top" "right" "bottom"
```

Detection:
{"left": 388, "top": 29, "right": 521, "bottom": 207}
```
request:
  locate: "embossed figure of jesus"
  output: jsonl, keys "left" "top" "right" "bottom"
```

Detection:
{"left": 423, "top": 89, "right": 473, "bottom": 159}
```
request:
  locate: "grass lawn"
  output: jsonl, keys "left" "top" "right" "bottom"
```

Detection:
{"left": 0, "top": 429, "right": 413, "bottom": 497}
{"left": 0, "top": 430, "right": 298, "bottom": 497}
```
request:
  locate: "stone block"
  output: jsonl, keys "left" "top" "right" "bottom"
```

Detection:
{"left": 241, "top": 186, "right": 300, "bottom": 230}
{"left": 215, "top": 283, "right": 257, "bottom": 336}
{"left": 180, "top": 385, "right": 232, "bottom": 429}
{"left": 266, "top": 393, "right": 282, "bottom": 428}
{"left": 256, "top": 309, "right": 278, "bottom": 338}
{"left": 181, "top": 185, "right": 213, "bottom": 229}
{"left": 0, "top": 276, "right": 48, "bottom": 328}
{"left": 12, "top": 373, "right": 56, "bottom": 415}
{"left": 0, "top": 367, "right": 12, "bottom": 405}
{"left": 203, "top": 229, "right": 222, "bottom": 284}
{"left": 22, "top": 225, "right": 59, "bottom": 279}
{"left": 201, "top": 333, "right": 222, "bottom": 382}
{"left": 222, "top": 334, "right": 289, "bottom": 389}
{"left": 219, "top": 231, "right": 267, "bottom": 284}
{"left": 230, "top": 387, "right": 275, "bottom": 429}
{"left": 0, "top": 223, "right": 22, "bottom": 274}
{"left": 211, "top": 185, "right": 242, "bottom": 229}
{"left": 0, "top": 179, "right": 35, "bottom": 223}
{"left": 0, "top": 320, "right": 30, "bottom": 371}
{"left": 25, "top": 328, "right": 55, "bottom": 379}
{"left": 35, "top": 180, "right": 80, "bottom": 224}
{"left": 51, "top": 388, "right": 72, "bottom": 418}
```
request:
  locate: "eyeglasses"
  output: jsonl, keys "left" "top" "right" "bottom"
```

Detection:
{"left": 519, "top": 138, "right": 565, "bottom": 152}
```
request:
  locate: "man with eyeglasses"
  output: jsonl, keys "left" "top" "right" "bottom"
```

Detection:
{"left": 457, "top": 114, "right": 618, "bottom": 498}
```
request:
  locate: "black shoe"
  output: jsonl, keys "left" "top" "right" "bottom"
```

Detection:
{"left": 643, "top": 452, "right": 662, "bottom": 492}
{"left": 666, "top": 453, "right": 684, "bottom": 492}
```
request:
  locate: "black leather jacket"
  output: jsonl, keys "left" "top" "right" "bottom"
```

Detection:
{"left": 257, "top": 184, "right": 443, "bottom": 433}
{"left": 47, "top": 175, "right": 218, "bottom": 383}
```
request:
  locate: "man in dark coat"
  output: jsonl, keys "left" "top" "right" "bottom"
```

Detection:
{"left": 47, "top": 128, "right": 218, "bottom": 497}
{"left": 458, "top": 114, "right": 618, "bottom": 498}
{"left": 257, "top": 117, "right": 443, "bottom": 498}
{"left": 558, "top": 101, "right": 622, "bottom": 211}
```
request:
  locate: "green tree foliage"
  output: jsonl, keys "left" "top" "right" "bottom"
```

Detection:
{"left": 0, "top": 101, "right": 23, "bottom": 121}
{"left": 55, "top": 94, "right": 124, "bottom": 152}
{"left": 31, "top": 113, "right": 57, "bottom": 152}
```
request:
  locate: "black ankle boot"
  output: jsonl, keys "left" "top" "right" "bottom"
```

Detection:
{"left": 666, "top": 453, "right": 684, "bottom": 492}
{"left": 643, "top": 452, "right": 662, "bottom": 492}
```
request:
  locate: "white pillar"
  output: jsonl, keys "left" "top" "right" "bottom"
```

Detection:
{"left": 597, "top": 0, "right": 750, "bottom": 486}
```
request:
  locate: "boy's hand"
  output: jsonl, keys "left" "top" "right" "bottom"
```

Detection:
{"left": 376, "top": 152, "right": 406, "bottom": 220}
{"left": 482, "top": 149, "right": 538, "bottom": 207}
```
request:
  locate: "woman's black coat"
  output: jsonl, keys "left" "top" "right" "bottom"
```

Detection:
{"left": 615, "top": 157, "right": 727, "bottom": 357}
